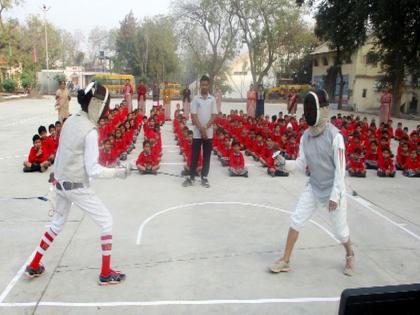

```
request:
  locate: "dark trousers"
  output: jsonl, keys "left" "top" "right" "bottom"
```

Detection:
{"left": 256, "top": 100, "right": 265, "bottom": 118}
{"left": 190, "top": 138, "right": 213, "bottom": 179}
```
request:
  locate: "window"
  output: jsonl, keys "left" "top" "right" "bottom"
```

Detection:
{"left": 366, "top": 52, "right": 379, "bottom": 65}
{"left": 362, "top": 89, "right": 367, "bottom": 98}
{"left": 313, "top": 58, "right": 319, "bottom": 67}
{"left": 323, "top": 57, "right": 329, "bottom": 66}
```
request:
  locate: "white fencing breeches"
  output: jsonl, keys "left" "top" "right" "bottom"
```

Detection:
{"left": 50, "top": 186, "right": 113, "bottom": 235}
{"left": 290, "top": 184, "right": 350, "bottom": 243}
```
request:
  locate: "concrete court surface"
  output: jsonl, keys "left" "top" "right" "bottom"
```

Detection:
{"left": 0, "top": 96, "right": 419, "bottom": 315}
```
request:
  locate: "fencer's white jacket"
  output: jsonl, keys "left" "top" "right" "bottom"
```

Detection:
{"left": 294, "top": 123, "right": 346, "bottom": 205}
{"left": 54, "top": 110, "right": 117, "bottom": 185}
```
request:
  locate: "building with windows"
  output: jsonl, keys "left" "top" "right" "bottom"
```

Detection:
{"left": 311, "top": 40, "right": 418, "bottom": 113}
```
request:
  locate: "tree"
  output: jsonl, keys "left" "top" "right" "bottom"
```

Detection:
{"left": 299, "top": 0, "right": 420, "bottom": 116}
{"left": 231, "top": 0, "right": 308, "bottom": 87}
{"left": 314, "top": 0, "right": 368, "bottom": 109}
{"left": 174, "top": 0, "right": 240, "bottom": 91}
{"left": 369, "top": 0, "right": 420, "bottom": 115}
{"left": 0, "top": 0, "right": 21, "bottom": 30}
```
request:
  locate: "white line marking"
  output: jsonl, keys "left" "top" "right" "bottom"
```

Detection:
{"left": 136, "top": 201, "right": 339, "bottom": 245}
{"left": 0, "top": 297, "right": 340, "bottom": 307}
{"left": 160, "top": 162, "right": 184, "bottom": 165}
{"left": 0, "top": 251, "right": 35, "bottom": 303}
{"left": 347, "top": 194, "right": 420, "bottom": 241}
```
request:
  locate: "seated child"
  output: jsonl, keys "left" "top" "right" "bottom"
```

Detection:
{"left": 260, "top": 136, "right": 276, "bottom": 168}
{"left": 377, "top": 147, "right": 396, "bottom": 177}
{"left": 268, "top": 151, "right": 289, "bottom": 177}
{"left": 348, "top": 148, "right": 366, "bottom": 177}
{"left": 365, "top": 140, "right": 380, "bottom": 169}
{"left": 403, "top": 149, "right": 420, "bottom": 177}
{"left": 396, "top": 142, "right": 410, "bottom": 170}
{"left": 38, "top": 125, "right": 55, "bottom": 163}
{"left": 99, "top": 138, "right": 118, "bottom": 167}
{"left": 219, "top": 136, "right": 232, "bottom": 167}
{"left": 228, "top": 141, "right": 248, "bottom": 177}
{"left": 23, "top": 135, "right": 50, "bottom": 173}
{"left": 251, "top": 133, "right": 265, "bottom": 161}
{"left": 136, "top": 140, "right": 160, "bottom": 175}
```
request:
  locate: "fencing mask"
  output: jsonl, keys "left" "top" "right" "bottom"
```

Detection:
{"left": 303, "top": 89, "right": 329, "bottom": 136}
{"left": 77, "top": 81, "right": 110, "bottom": 124}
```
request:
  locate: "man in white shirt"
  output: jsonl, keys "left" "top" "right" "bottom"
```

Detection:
{"left": 183, "top": 75, "right": 217, "bottom": 188}
{"left": 25, "top": 82, "right": 130, "bottom": 285}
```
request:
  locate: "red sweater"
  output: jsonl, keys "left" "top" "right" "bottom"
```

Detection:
{"left": 229, "top": 151, "right": 245, "bottom": 169}
{"left": 28, "top": 147, "right": 48, "bottom": 164}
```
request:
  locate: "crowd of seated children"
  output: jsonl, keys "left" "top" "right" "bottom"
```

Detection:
{"left": 334, "top": 113, "right": 419, "bottom": 178}
{"left": 213, "top": 110, "right": 298, "bottom": 177}
{"left": 23, "top": 122, "right": 61, "bottom": 173}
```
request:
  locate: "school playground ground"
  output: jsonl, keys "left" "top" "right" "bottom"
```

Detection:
{"left": 0, "top": 96, "right": 419, "bottom": 315}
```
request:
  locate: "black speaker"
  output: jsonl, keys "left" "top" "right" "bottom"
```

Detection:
{"left": 339, "top": 283, "right": 420, "bottom": 315}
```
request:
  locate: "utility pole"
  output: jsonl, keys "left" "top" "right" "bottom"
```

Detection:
{"left": 41, "top": 4, "right": 50, "bottom": 94}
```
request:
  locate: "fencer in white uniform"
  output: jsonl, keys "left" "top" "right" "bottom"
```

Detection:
{"left": 25, "top": 82, "right": 130, "bottom": 285}
{"left": 270, "top": 89, "right": 355, "bottom": 276}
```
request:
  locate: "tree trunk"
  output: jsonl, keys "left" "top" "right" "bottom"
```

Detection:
{"left": 337, "top": 65, "right": 344, "bottom": 110}
{"left": 391, "top": 68, "right": 404, "bottom": 117}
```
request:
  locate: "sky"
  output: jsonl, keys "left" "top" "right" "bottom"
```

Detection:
{"left": 6, "top": 0, "right": 173, "bottom": 45}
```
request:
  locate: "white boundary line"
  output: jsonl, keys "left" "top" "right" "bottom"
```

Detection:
{"left": 136, "top": 201, "right": 340, "bottom": 245}
{"left": 0, "top": 251, "right": 35, "bottom": 304}
{"left": 0, "top": 297, "right": 340, "bottom": 307}
{"left": 347, "top": 194, "right": 420, "bottom": 241}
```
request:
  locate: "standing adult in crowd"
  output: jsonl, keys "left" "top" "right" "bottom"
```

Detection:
{"left": 152, "top": 82, "right": 160, "bottom": 107}
{"left": 183, "top": 75, "right": 217, "bottom": 188}
{"left": 182, "top": 84, "right": 191, "bottom": 120}
{"left": 256, "top": 84, "right": 266, "bottom": 119}
{"left": 163, "top": 82, "right": 172, "bottom": 121}
{"left": 287, "top": 88, "right": 298, "bottom": 116}
{"left": 380, "top": 88, "right": 392, "bottom": 124}
{"left": 55, "top": 80, "right": 71, "bottom": 123}
{"left": 137, "top": 80, "right": 147, "bottom": 113}
{"left": 123, "top": 79, "right": 134, "bottom": 112}
{"left": 246, "top": 84, "right": 256, "bottom": 118}
{"left": 214, "top": 85, "right": 223, "bottom": 114}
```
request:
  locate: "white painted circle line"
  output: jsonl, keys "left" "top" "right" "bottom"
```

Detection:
{"left": 0, "top": 297, "right": 340, "bottom": 307}
{"left": 136, "top": 201, "right": 340, "bottom": 245}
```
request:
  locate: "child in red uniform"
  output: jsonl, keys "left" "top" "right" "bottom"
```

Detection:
{"left": 114, "top": 128, "right": 127, "bottom": 161}
{"left": 251, "top": 133, "right": 265, "bottom": 161}
{"left": 396, "top": 142, "right": 410, "bottom": 170}
{"left": 23, "top": 135, "right": 50, "bottom": 172}
{"left": 99, "top": 139, "right": 118, "bottom": 167}
{"left": 219, "top": 136, "right": 232, "bottom": 166}
{"left": 136, "top": 140, "right": 160, "bottom": 174}
{"left": 348, "top": 148, "right": 366, "bottom": 177}
{"left": 228, "top": 141, "right": 248, "bottom": 177}
{"left": 260, "top": 136, "right": 276, "bottom": 168}
{"left": 47, "top": 124, "right": 59, "bottom": 156}
{"left": 394, "top": 122, "right": 404, "bottom": 141}
{"left": 182, "top": 131, "right": 203, "bottom": 176}
{"left": 365, "top": 140, "right": 381, "bottom": 169}
{"left": 377, "top": 147, "right": 396, "bottom": 177}
{"left": 38, "top": 125, "right": 55, "bottom": 163}
{"left": 403, "top": 149, "right": 420, "bottom": 177}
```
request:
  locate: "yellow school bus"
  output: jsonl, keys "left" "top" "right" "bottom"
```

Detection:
{"left": 160, "top": 82, "right": 181, "bottom": 99}
{"left": 92, "top": 74, "right": 135, "bottom": 95}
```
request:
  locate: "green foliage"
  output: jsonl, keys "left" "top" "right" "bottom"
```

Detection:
{"left": 53, "top": 73, "right": 65, "bottom": 83}
{"left": 113, "top": 12, "right": 179, "bottom": 82}
{"left": 2, "top": 78, "right": 17, "bottom": 92}
{"left": 20, "top": 71, "right": 35, "bottom": 90}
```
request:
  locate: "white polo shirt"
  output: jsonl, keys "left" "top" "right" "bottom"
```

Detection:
{"left": 191, "top": 93, "right": 217, "bottom": 139}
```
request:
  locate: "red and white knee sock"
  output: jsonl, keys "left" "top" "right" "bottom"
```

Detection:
{"left": 29, "top": 228, "right": 57, "bottom": 268}
{"left": 100, "top": 234, "right": 112, "bottom": 277}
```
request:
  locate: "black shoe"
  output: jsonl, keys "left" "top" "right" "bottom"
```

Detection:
{"left": 25, "top": 264, "right": 45, "bottom": 279}
{"left": 244, "top": 173, "right": 249, "bottom": 178}
{"left": 183, "top": 178, "right": 193, "bottom": 187}
{"left": 98, "top": 269, "right": 126, "bottom": 286}
{"left": 201, "top": 177, "right": 210, "bottom": 188}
